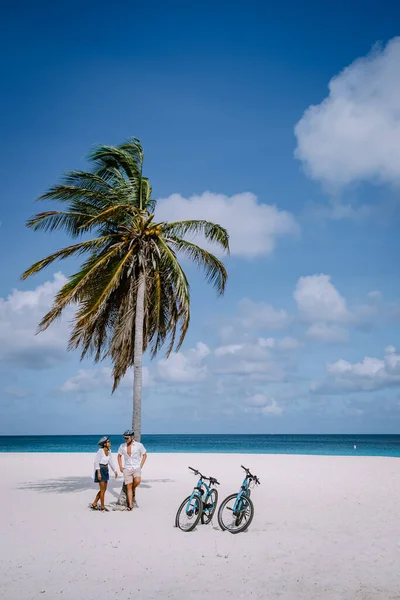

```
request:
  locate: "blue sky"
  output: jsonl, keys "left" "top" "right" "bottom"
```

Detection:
{"left": 1, "top": 1, "right": 400, "bottom": 434}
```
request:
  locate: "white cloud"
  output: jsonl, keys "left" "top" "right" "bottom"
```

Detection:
{"left": 214, "top": 344, "right": 243, "bottom": 357}
{"left": 294, "top": 274, "right": 351, "bottom": 323}
{"left": 3, "top": 387, "right": 31, "bottom": 399}
{"left": 368, "top": 290, "right": 383, "bottom": 301}
{"left": 157, "top": 342, "right": 210, "bottom": 383}
{"left": 213, "top": 338, "right": 285, "bottom": 382}
{"left": 0, "top": 272, "right": 71, "bottom": 369}
{"left": 63, "top": 332, "right": 296, "bottom": 397}
{"left": 218, "top": 325, "right": 237, "bottom": 344}
{"left": 257, "top": 337, "right": 275, "bottom": 349}
{"left": 61, "top": 366, "right": 152, "bottom": 393}
{"left": 385, "top": 345, "right": 396, "bottom": 354}
{"left": 307, "top": 199, "right": 372, "bottom": 222}
{"left": 311, "top": 346, "right": 400, "bottom": 394}
{"left": 306, "top": 322, "right": 349, "bottom": 343}
{"left": 61, "top": 367, "right": 114, "bottom": 392}
{"left": 244, "top": 393, "right": 284, "bottom": 415}
{"left": 295, "top": 37, "right": 400, "bottom": 188}
{"left": 355, "top": 303, "right": 379, "bottom": 320}
{"left": 238, "top": 298, "right": 289, "bottom": 330}
{"left": 216, "top": 300, "right": 290, "bottom": 345}
{"left": 258, "top": 336, "right": 300, "bottom": 351}
{"left": 212, "top": 337, "right": 299, "bottom": 385}
{"left": 261, "top": 401, "right": 284, "bottom": 415}
{"left": 215, "top": 339, "right": 269, "bottom": 363}
{"left": 216, "top": 360, "right": 283, "bottom": 379}
{"left": 245, "top": 393, "right": 270, "bottom": 407}
{"left": 155, "top": 192, "right": 299, "bottom": 258}
{"left": 277, "top": 336, "right": 301, "bottom": 351}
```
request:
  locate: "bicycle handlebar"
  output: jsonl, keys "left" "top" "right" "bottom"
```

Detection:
{"left": 188, "top": 466, "right": 220, "bottom": 485}
{"left": 241, "top": 465, "right": 260, "bottom": 485}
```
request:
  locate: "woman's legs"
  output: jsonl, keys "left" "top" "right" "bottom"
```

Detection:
{"left": 99, "top": 481, "right": 107, "bottom": 509}
{"left": 91, "top": 485, "right": 101, "bottom": 508}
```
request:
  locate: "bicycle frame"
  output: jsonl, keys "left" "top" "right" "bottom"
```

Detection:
{"left": 186, "top": 476, "right": 214, "bottom": 514}
{"left": 232, "top": 475, "right": 251, "bottom": 514}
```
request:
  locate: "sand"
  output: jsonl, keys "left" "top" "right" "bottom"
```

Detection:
{"left": 0, "top": 452, "right": 399, "bottom": 600}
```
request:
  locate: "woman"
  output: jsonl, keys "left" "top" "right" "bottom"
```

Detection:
{"left": 90, "top": 436, "right": 118, "bottom": 511}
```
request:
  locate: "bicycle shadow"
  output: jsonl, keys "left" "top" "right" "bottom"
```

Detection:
{"left": 18, "top": 476, "right": 174, "bottom": 499}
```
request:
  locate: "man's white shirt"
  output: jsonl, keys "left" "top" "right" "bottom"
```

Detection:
{"left": 118, "top": 441, "right": 146, "bottom": 470}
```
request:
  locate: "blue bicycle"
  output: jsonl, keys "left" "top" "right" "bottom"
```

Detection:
{"left": 175, "top": 467, "right": 220, "bottom": 532}
{"left": 218, "top": 465, "right": 260, "bottom": 534}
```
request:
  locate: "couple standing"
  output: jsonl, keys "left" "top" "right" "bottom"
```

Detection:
{"left": 91, "top": 430, "right": 147, "bottom": 511}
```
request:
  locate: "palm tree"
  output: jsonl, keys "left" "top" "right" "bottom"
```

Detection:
{"left": 22, "top": 138, "right": 229, "bottom": 441}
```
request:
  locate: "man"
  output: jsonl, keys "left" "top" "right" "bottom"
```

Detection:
{"left": 117, "top": 429, "right": 147, "bottom": 510}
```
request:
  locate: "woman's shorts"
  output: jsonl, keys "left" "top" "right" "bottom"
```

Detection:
{"left": 94, "top": 464, "right": 109, "bottom": 483}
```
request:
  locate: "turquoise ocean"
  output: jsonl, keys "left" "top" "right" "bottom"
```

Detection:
{"left": 1, "top": 434, "right": 399, "bottom": 456}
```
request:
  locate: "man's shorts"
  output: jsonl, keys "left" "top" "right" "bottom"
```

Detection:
{"left": 123, "top": 468, "right": 141, "bottom": 484}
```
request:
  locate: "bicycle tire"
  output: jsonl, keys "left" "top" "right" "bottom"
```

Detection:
{"left": 175, "top": 495, "right": 203, "bottom": 532}
{"left": 217, "top": 492, "right": 254, "bottom": 534}
{"left": 201, "top": 488, "right": 218, "bottom": 525}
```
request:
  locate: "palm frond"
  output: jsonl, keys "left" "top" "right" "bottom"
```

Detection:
{"left": 162, "top": 220, "right": 230, "bottom": 253}
{"left": 21, "top": 235, "right": 120, "bottom": 279}
{"left": 167, "top": 238, "right": 227, "bottom": 295}
{"left": 37, "top": 243, "right": 126, "bottom": 331}
{"left": 89, "top": 143, "right": 142, "bottom": 184}
{"left": 73, "top": 246, "right": 136, "bottom": 325}
{"left": 39, "top": 183, "right": 111, "bottom": 206}
{"left": 62, "top": 171, "right": 115, "bottom": 193}
{"left": 25, "top": 210, "right": 94, "bottom": 236}
{"left": 156, "top": 238, "right": 190, "bottom": 352}
{"left": 77, "top": 203, "right": 135, "bottom": 230}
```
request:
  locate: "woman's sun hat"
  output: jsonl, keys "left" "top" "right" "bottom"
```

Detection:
{"left": 98, "top": 436, "right": 110, "bottom": 446}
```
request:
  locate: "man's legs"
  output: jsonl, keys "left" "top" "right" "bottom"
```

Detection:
{"left": 123, "top": 470, "right": 135, "bottom": 510}
{"left": 133, "top": 475, "right": 141, "bottom": 506}
{"left": 126, "top": 482, "right": 134, "bottom": 510}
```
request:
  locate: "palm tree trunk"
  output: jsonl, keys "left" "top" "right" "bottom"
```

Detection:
{"left": 117, "top": 270, "right": 145, "bottom": 507}
{"left": 132, "top": 270, "right": 145, "bottom": 442}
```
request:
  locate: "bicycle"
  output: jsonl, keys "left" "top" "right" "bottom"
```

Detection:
{"left": 217, "top": 465, "right": 260, "bottom": 534}
{"left": 175, "top": 466, "right": 220, "bottom": 532}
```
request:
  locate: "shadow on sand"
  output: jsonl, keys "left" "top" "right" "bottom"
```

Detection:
{"left": 18, "top": 476, "right": 174, "bottom": 499}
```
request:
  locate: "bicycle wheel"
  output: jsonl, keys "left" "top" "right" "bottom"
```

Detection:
{"left": 201, "top": 488, "right": 218, "bottom": 525}
{"left": 217, "top": 492, "right": 254, "bottom": 534}
{"left": 175, "top": 495, "right": 203, "bottom": 532}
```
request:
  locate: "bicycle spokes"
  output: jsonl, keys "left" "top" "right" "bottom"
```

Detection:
{"left": 217, "top": 493, "right": 254, "bottom": 534}
{"left": 176, "top": 495, "right": 203, "bottom": 532}
{"left": 176, "top": 468, "right": 220, "bottom": 532}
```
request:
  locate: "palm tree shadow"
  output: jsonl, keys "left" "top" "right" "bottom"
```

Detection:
{"left": 18, "top": 477, "right": 174, "bottom": 497}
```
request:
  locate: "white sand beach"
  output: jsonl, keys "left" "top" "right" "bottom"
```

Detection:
{"left": 1, "top": 453, "right": 399, "bottom": 600}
